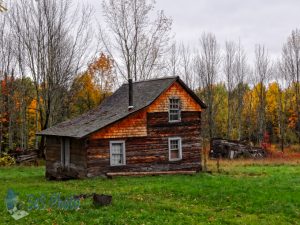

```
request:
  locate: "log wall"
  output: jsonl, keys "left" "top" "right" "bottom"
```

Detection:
{"left": 86, "top": 111, "right": 202, "bottom": 177}
{"left": 89, "top": 81, "right": 202, "bottom": 140}
{"left": 45, "top": 81, "right": 203, "bottom": 178}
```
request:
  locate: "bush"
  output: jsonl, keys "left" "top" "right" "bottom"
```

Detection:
{"left": 0, "top": 154, "right": 16, "bottom": 166}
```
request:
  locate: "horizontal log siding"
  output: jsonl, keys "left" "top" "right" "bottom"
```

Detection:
{"left": 45, "top": 81, "right": 203, "bottom": 178}
{"left": 86, "top": 111, "right": 202, "bottom": 177}
{"left": 89, "top": 81, "right": 202, "bottom": 140}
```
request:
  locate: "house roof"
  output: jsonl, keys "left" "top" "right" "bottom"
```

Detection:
{"left": 37, "top": 76, "right": 206, "bottom": 138}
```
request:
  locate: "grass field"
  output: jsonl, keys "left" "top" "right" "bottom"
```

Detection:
{"left": 1, "top": 160, "right": 300, "bottom": 225}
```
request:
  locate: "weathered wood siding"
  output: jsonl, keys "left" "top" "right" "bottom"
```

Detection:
{"left": 90, "top": 81, "right": 202, "bottom": 139}
{"left": 90, "top": 110, "right": 147, "bottom": 139}
{"left": 148, "top": 81, "right": 202, "bottom": 112}
{"left": 69, "top": 138, "right": 87, "bottom": 177}
{"left": 45, "top": 136, "right": 87, "bottom": 179}
{"left": 46, "top": 81, "right": 203, "bottom": 178}
{"left": 86, "top": 111, "right": 202, "bottom": 177}
{"left": 45, "top": 136, "right": 61, "bottom": 178}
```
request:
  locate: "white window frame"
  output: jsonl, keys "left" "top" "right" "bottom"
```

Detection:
{"left": 169, "top": 97, "right": 181, "bottom": 122}
{"left": 109, "top": 141, "right": 126, "bottom": 166}
{"left": 168, "top": 137, "right": 182, "bottom": 161}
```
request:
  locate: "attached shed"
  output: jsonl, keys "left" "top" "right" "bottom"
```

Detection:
{"left": 37, "top": 76, "right": 207, "bottom": 179}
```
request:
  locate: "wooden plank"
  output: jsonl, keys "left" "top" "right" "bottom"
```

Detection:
{"left": 85, "top": 110, "right": 202, "bottom": 177}
{"left": 106, "top": 170, "right": 197, "bottom": 177}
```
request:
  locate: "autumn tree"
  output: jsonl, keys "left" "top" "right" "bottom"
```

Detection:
{"left": 223, "top": 41, "right": 237, "bottom": 139}
{"left": 234, "top": 42, "right": 248, "bottom": 140}
{"left": 88, "top": 53, "right": 116, "bottom": 99}
{"left": 70, "top": 53, "right": 115, "bottom": 116}
{"left": 266, "top": 82, "right": 281, "bottom": 142}
{"left": 70, "top": 73, "right": 102, "bottom": 116}
{"left": 9, "top": 0, "right": 93, "bottom": 152}
{"left": 254, "top": 45, "right": 271, "bottom": 143}
{"left": 281, "top": 29, "right": 300, "bottom": 143}
{"left": 0, "top": 14, "right": 16, "bottom": 152}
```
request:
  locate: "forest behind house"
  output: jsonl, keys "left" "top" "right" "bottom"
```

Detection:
{"left": 0, "top": 0, "right": 300, "bottom": 154}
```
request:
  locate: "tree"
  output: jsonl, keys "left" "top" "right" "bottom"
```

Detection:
{"left": 266, "top": 82, "right": 281, "bottom": 142}
{"left": 70, "top": 53, "right": 115, "bottom": 116}
{"left": 234, "top": 42, "right": 248, "bottom": 140}
{"left": 281, "top": 29, "right": 300, "bottom": 143}
{"left": 100, "top": 0, "right": 172, "bottom": 81}
{"left": 165, "top": 42, "right": 180, "bottom": 77}
{"left": 70, "top": 73, "right": 102, "bottom": 116}
{"left": 9, "top": 0, "right": 93, "bottom": 152}
{"left": 0, "top": 0, "right": 7, "bottom": 12}
{"left": 0, "top": 14, "right": 16, "bottom": 152}
{"left": 180, "top": 43, "right": 196, "bottom": 89}
{"left": 223, "top": 41, "right": 237, "bottom": 139}
{"left": 195, "top": 32, "right": 220, "bottom": 139}
{"left": 87, "top": 53, "right": 116, "bottom": 98}
{"left": 254, "top": 45, "right": 271, "bottom": 143}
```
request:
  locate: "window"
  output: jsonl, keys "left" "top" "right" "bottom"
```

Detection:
{"left": 168, "top": 137, "right": 182, "bottom": 161}
{"left": 169, "top": 98, "right": 181, "bottom": 122}
{"left": 110, "top": 141, "right": 126, "bottom": 166}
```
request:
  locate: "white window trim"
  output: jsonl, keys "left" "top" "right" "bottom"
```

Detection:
{"left": 109, "top": 140, "right": 126, "bottom": 166}
{"left": 168, "top": 97, "right": 181, "bottom": 123}
{"left": 168, "top": 137, "right": 182, "bottom": 161}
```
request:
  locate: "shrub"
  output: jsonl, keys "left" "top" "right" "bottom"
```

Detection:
{"left": 0, "top": 154, "right": 16, "bottom": 166}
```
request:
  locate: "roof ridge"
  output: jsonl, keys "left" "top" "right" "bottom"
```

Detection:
{"left": 123, "top": 76, "right": 178, "bottom": 85}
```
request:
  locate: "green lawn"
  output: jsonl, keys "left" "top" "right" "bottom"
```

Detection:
{"left": 1, "top": 163, "right": 300, "bottom": 225}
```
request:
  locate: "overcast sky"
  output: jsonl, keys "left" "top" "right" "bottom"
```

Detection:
{"left": 88, "top": 0, "right": 299, "bottom": 62}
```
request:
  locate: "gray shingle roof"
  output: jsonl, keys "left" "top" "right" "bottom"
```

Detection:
{"left": 37, "top": 76, "right": 206, "bottom": 138}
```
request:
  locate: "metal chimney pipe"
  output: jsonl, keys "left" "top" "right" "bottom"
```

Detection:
{"left": 128, "top": 78, "right": 134, "bottom": 110}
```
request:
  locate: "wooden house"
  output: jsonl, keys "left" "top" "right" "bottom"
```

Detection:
{"left": 37, "top": 76, "right": 207, "bottom": 179}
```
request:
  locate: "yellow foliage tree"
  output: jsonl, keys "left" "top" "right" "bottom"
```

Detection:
{"left": 266, "top": 82, "right": 280, "bottom": 138}
{"left": 70, "top": 53, "right": 115, "bottom": 116}
{"left": 70, "top": 72, "right": 102, "bottom": 116}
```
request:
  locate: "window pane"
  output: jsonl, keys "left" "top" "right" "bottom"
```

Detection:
{"left": 111, "top": 143, "right": 124, "bottom": 165}
{"left": 171, "top": 150, "right": 179, "bottom": 159}
{"left": 170, "top": 99, "right": 179, "bottom": 109}
{"left": 170, "top": 113, "right": 179, "bottom": 121}
{"left": 170, "top": 140, "right": 179, "bottom": 150}
{"left": 169, "top": 98, "right": 180, "bottom": 121}
{"left": 112, "top": 154, "right": 120, "bottom": 165}
{"left": 169, "top": 138, "right": 181, "bottom": 160}
{"left": 112, "top": 143, "right": 122, "bottom": 154}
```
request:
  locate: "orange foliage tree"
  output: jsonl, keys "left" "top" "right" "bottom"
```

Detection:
{"left": 70, "top": 53, "right": 116, "bottom": 116}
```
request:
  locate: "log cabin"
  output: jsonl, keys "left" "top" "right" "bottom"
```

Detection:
{"left": 37, "top": 76, "right": 207, "bottom": 179}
